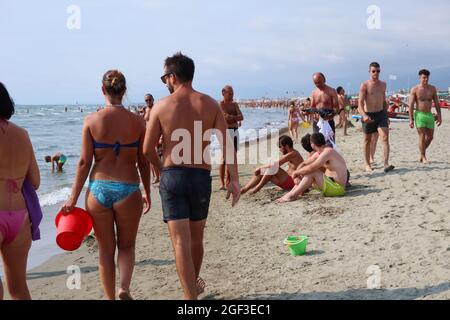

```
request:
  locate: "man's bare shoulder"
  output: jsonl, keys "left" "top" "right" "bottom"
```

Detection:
{"left": 198, "top": 92, "right": 220, "bottom": 110}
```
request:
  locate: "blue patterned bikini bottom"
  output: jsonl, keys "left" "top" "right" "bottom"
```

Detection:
{"left": 88, "top": 180, "right": 140, "bottom": 209}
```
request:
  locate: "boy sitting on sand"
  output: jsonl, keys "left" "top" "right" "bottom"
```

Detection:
{"left": 44, "top": 152, "right": 67, "bottom": 173}
{"left": 241, "top": 135, "right": 304, "bottom": 195}
{"left": 277, "top": 133, "right": 348, "bottom": 203}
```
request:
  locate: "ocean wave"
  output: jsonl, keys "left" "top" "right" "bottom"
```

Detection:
{"left": 39, "top": 187, "right": 72, "bottom": 207}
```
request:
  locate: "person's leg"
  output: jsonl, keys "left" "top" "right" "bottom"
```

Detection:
{"left": 168, "top": 219, "right": 198, "bottom": 300}
{"left": 241, "top": 173, "right": 263, "bottom": 194}
{"left": 294, "top": 123, "right": 299, "bottom": 143}
{"left": 1, "top": 214, "right": 31, "bottom": 300}
{"left": 343, "top": 114, "right": 348, "bottom": 136}
{"left": 363, "top": 133, "right": 373, "bottom": 172}
{"left": 86, "top": 192, "right": 117, "bottom": 300}
{"left": 219, "top": 162, "right": 226, "bottom": 190}
{"left": 424, "top": 128, "right": 434, "bottom": 161}
{"left": 278, "top": 171, "right": 324, "bottom": 203}
{"left": 378, "top": 127, "right": 392, "bottom": 170}
{"left": 250, "top": 167, "right": 288, "bottom": 194}
{"left": 370, "top": 132, "right": 379, "bottom": 164}
{"left": 113, "top": 190, "right": 143, "bottom": 300}
{"left": 189, "top": 219, "right": 207, "bottom": 294}
{"left": 417, "top": 128, "right": 427, "bottom": 163}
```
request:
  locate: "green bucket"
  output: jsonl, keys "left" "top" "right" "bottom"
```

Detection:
{"left": 284, "top": 236, "right": 308, "bottom": 256}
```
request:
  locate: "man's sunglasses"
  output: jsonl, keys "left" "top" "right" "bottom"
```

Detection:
{"left": 145, "top": 99, "right": 153, "bottom": 102}
{"left": 160, "top": 72, "right": 173, "bottom": 84}
{"left": 371, "top": 69, "right": 381, "bottom": 74}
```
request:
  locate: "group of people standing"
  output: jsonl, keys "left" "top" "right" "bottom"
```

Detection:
{"left": 0, "top": 55, "right": 443, "bottom": 301}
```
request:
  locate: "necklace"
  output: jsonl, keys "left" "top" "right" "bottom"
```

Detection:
{"left": 105, "top": 104, "right": 125, "bottom": 108}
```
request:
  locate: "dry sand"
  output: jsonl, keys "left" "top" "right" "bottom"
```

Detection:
{"left": 13, "top": 111, "right": 450, "bottom": 300}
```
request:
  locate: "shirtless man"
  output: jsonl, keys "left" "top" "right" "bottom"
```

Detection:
{"left": 143, "top": 93, "right": 160, "bottom": 183}
{"left": 219, "top": 85, "right": 244, "bottom": 190}
{"left": 310, "top": 73, "right": 340, "bottom": 134}
{"left": 336, "top": 86, "right": 349, "bottom": 136}
{"left": 358, "top": 62, "right": 395, "bottom": 173}
{"left": 143, "top": 52, "right": 240, "bottom": 300}
{"left": 44, "top": 152, "right": 67, "bottom": 173}
{"left": 409, "top": 69, "right": 442, "bottom": 164}
{"left": 143, "top": 94, "right": 154, "bottom": 121}
{"left": 277, "top": 133, "right": 348, "bottom": 203}
{"left": 241, "top": 135, "right": 304, "bottom": 195}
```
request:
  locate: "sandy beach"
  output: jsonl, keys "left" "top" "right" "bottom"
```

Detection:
{"left": 14, "top": 111, "right": 450, "bottom": 300}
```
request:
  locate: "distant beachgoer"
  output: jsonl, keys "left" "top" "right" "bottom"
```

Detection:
{"left": 219, "top": 85, "right": 244, "bottom": 190}
{"left": 336, "top": 86, "right": 349, "bottom": 136}
{"left": 143, "top": 94, "right": 154, "bottom": 122}
{"left": 63, "top": 70, "right": 151, "bottom": 300}
{"left": 241, "top": 135, "right": 304, "bottom": 195}
{"left": 0, "top": 82, "right": 40, "bottom": 300}
{"left": 65, "top": 107, "right": 68, "bottom": 112}
{"left": 310, "top": 73, "right": 340, "bottom": 135}
{"left": 143, "top": 52, "right": 240, "bottom": 300}
{"left": 288, "top": 101, "right": 302, "bottom": 143}
{"left": 142, "top": 94, "right": 160, "bottom": 184}
{"left": 358, "top": 62, "right": 394, "bottom": 173}
{"left": 408, "top": 69, "right": 442, "bottom": 164}
{"left": 44, "top": 153, "right": 67, "bottom": 173}
{"left": 277, "top": 133, "right": 348, "bottom": 203}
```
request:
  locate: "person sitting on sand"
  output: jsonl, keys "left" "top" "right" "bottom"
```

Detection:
{"left": 241, "top": 135, "right": 304, "bottom": 195}
{"left": 44, "top": 153, "right": 67, "bottom": 173}
{"left": 277, "top": 133, "right": 348, "bottom": 203}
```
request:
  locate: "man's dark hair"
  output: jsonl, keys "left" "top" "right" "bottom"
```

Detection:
{"left": 419, "top": 69, "right": 430, "bottom": 77}
{"left": 314, "top": 72, "right": 326, "bottom": 82}
{"left": 336, "top": 86, "right": 344, "bottom": 94}
{"left": 369, "top": 62, "right": 381, "bottom": 69}
{"left": 164, "top": 52, "right": 195, "bottom": 83}
{"left": 310, "top": 133, "right": 326, "bottom": 147}
{"left": 306, "top": 98, "right": 311, "bottom": 102}
{"left": 301, "top": 134, "right": 313, "bottom": 153}
{"left": 0, "top": 82, "right": 15, "bottom": 120}
{"left": 279, "top": 135, "right": 294, "bottom": 149}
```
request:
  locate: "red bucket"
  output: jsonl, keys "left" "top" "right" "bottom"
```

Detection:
{"left": 55, "top": 207, "right": 93, "bottom": 251}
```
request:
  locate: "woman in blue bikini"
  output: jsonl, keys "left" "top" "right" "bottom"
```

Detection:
{"left": 63, "top": 70, "right": 151, "bottom": 300}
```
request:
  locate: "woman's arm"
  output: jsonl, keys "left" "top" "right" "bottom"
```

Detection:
{"left": 63, "top": 117, "right": 94, "bottom": 211}
{"left": 137, "top": 119, "right": 151, "bottom": 214}
{"left": 26, "top": 132, "right": 40, "bottom": 190}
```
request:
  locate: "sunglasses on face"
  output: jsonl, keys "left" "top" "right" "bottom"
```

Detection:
{"left": 145, "top": 99, "right": 153, "bottom": 102}
{"left": 160, "top": 72, "right": 173, "bottom": 84}
{"left": 371, "top": 69, "right": 381, "bottom": 74}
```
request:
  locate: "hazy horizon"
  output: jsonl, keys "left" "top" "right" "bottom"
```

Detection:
{"left": 1, "top": 0, "right": 450, "bottom": 105}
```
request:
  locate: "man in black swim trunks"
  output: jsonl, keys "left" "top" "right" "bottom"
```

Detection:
{"left": 219, "top": 85, "right": 244, "bottom": 190}
{"left": 310, "top": 73, "right": 340, "bottom": 135}
{"left": 143, "top": 53, "right": 240, "bottom": 300}
{"left": 358, "top": 62, "right": 395, "bottom": 173}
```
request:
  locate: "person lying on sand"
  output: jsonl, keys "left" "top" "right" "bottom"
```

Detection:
{"left": 277, "top": 133, "right": 348, "bottom": 203}
{"left": 241, "top": 135, "right": 304, "bottom": 195}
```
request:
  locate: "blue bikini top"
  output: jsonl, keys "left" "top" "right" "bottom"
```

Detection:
{"left": 93, "top": 139, "right": 139, "bottom": 156}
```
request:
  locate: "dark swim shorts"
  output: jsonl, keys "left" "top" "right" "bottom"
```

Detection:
{"left": 228, "top": 128, "right": 239, "bottom": 151}
{"left": 160, "top": 167, "right": 212, "bottom": 223}
{"left": 362, "top": 110, "right": 389, "bottom": 134}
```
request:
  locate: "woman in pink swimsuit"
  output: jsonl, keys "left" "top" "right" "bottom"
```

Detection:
{"left": 0, "top": 83, "right": 40, "bottom": 300}
{"left": 288, "top": 101, "right": 302, "bottom": 143}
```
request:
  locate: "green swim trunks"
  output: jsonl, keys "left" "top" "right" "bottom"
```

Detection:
{"left": 415, "top": 111, "right": 435, "bottom": 129}
{"left": 58, "top": 154, "right": 67, "bottom": 164}
{"left": 318, "top": 176, "right": 346, "bottom": 197}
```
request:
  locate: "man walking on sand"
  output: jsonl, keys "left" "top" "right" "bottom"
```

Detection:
{"left": 143, "top": 52, "right": 240, "bottom": 300}
{"left": 408, "top": 69, "right": 442, "bottom": 164}
{"left": 358, "top": 62, "right": 395, "bottom": 173}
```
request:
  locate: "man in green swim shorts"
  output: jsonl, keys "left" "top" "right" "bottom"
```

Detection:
{"left": 45, "top": 152, "right": 67, "bottom": 173}
{"left": 277, "top": 133, "right": 348, "bottom": 203}
{"left": 409, "top": 69, "right": 442, "bottom": 164}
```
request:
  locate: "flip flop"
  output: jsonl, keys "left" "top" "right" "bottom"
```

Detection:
{"left": 384, "top": 165, "right": 395, "bottom": 173}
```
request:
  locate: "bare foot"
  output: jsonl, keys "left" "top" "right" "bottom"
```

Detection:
{"left": 196, "top": 277, "right": 206, "bottom": 295}
{"left": 219, "top": 185, "right": 227, "bottom": 191}
{"left": 118, "top": 288, "right": 133, "bottom": 300}
{"left": 383, "top": 165, "right": 395, "bottom": 173}
{"left": 365, "top": 165, "right": 373, "bottom": 173}
{"left": 277, "top": 194, "right": 297, "bottom": 203}
{"left": 420, "top": 156, "right": 429, "bottom": 164}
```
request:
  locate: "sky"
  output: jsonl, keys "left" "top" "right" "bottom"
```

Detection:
{"left": 1, "top": 0, "right": 450, "bottom": 105}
